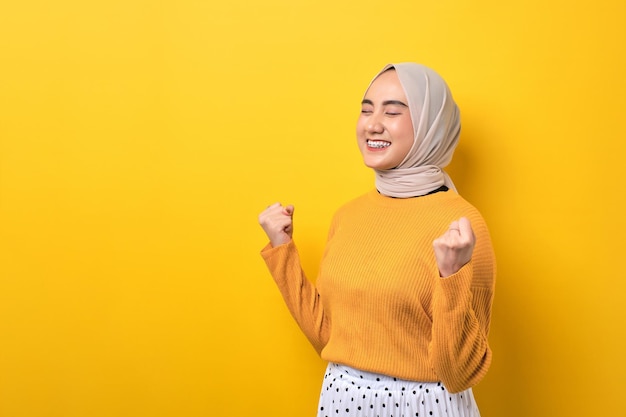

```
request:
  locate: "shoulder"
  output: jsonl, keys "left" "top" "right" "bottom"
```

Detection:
{"left": 441, "top": 192, "right": 488, "bottom": 224}
{"left": 325, "top": 191, "right": 375, "bottom": 236}
{"left": 444, "top": 193, "right": 496, "bottom": 284}
{"left": 426, "top": 192, "right": 493, "bottom": 247}
{"left": 332, "top": 190, "right": 375, "bottom": 217}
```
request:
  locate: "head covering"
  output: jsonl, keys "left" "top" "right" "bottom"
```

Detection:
{"left": 366, "top": 63, "right": 461, "bottom": 198}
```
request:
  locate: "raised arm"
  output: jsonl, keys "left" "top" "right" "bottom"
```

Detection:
{"left": 259, "top": 203, "right": 330, "bottom": 353}
{"left": 429, "top": 217, "right": 495, "bottom": 393}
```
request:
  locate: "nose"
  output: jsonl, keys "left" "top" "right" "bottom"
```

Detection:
{"left": 366, "top": 114, "right": 384, "bottom": 134}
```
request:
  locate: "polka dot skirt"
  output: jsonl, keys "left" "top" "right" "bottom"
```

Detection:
{"left": 317, "top": 363, "right": 481, "bottom": 417}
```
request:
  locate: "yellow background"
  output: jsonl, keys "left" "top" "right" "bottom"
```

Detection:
{"left": 1, "top": 0, "right": 624, "bottom": 416}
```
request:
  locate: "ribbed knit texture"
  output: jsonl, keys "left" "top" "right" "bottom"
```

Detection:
{"left": 261, "top": 189, "right": 496, "bottom": 393}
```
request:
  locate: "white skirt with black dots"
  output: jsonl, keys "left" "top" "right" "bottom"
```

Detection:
{"left": 317, "top": 363, "right": 480, "bottom": 417}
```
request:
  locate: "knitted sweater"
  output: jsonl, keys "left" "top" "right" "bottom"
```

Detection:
{"left": 261, "top": 189, "right": 496, "bottom": 393}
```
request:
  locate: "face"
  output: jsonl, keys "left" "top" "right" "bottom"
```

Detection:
{"left": 356, "top": 69, "right": 415, "bottom": 171}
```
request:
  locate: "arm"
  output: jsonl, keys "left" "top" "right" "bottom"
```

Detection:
{"left": 261, "top": 241, "right": 330, "bottom": 353}
{"left": 429, "top": 217, "right": 496, "bottom": 393}
{"left": 258, "top": 203, "right": 330, "bottom": 354}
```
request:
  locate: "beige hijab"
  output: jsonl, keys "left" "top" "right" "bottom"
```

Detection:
{"left": 368, "top": 63, "right": 461, "bottom": 198}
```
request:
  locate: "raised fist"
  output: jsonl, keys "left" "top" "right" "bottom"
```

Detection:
{"left": 432, "top": 217, "right": 476, "bottom": 278}
{"left": 258, "top": 202, "right": 295, "bottom": 247}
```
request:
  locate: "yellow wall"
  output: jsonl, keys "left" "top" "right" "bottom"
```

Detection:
{"left": 1, "top": 0, "right": 624, "bottom": 416}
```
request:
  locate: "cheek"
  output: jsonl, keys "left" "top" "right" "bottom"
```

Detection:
{"left": 400, "top": 116, "right": 415, "bottom": 137}
{"left": 394, "top": 121, "right": 415, "bottom": 154}
{"left": 355, "top": 118, "right": 367, "bottom": 137}
{"left": 398, "top": 119, "right": 415, "bottom": 144}
{"left": 390, "top": 119, "right": 413, "bottom": 139}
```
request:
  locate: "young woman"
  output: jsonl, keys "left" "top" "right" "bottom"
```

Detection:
{"left": 258, "top": 63, "right": 496, "bottom": 417}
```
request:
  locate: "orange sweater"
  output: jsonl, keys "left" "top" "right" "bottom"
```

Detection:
{"left": 261, "top": 189, "right": 496, "bottom": 393}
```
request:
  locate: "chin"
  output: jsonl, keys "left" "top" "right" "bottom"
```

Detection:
{"left": 363, "top": 160, "right": 390, "bottom": 170}
{"left": 360, "top": 149, "right": 394, "bottom": 170}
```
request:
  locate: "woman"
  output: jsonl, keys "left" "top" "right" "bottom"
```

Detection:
{"left": 258, "top": 63, "right": 496, "bottom": 417}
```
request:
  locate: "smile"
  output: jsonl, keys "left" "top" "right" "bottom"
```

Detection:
{"left": 367, "top": 140, "right": 391, "bottom": 149}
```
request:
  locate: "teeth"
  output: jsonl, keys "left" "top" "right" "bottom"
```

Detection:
{"left": 367, "top": 140, "right": 391, "bottom": 149}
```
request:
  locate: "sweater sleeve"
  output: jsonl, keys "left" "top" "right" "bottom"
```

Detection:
{"left": 260, "top": 240, "right": 330, "bottom": 354}
{"left": 428, "top": 223, "right": 496, "bottom": 393}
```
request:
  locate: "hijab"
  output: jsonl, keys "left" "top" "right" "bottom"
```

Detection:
{"left": 367, "top": 63, "right": 461, "bottom": 198}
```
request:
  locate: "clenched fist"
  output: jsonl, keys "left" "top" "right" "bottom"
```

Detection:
{"left": 258, "top": 203, "right": 295, "bottom": 247}
{"left": 433, "top": 217, "right": 476, "bottom": 278}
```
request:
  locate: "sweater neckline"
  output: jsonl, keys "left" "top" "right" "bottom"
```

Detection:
{"left": 367, "top": 187, "right": 456, "bottom": 208}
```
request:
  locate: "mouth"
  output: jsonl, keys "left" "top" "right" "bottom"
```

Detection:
{"left": 366, "top": 139, "right": 391, "bottom": 149}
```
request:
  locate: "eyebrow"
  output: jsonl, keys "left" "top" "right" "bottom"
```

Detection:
{"left": 361, "top": 99, "right": 409, "bottom": 107}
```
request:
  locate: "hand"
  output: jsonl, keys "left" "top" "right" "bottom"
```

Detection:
{"left": 258, "top": 202, "right": 295, "bottom": 247}
{"left": 433, "top": 217, "right": 476, "bottom": 278}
